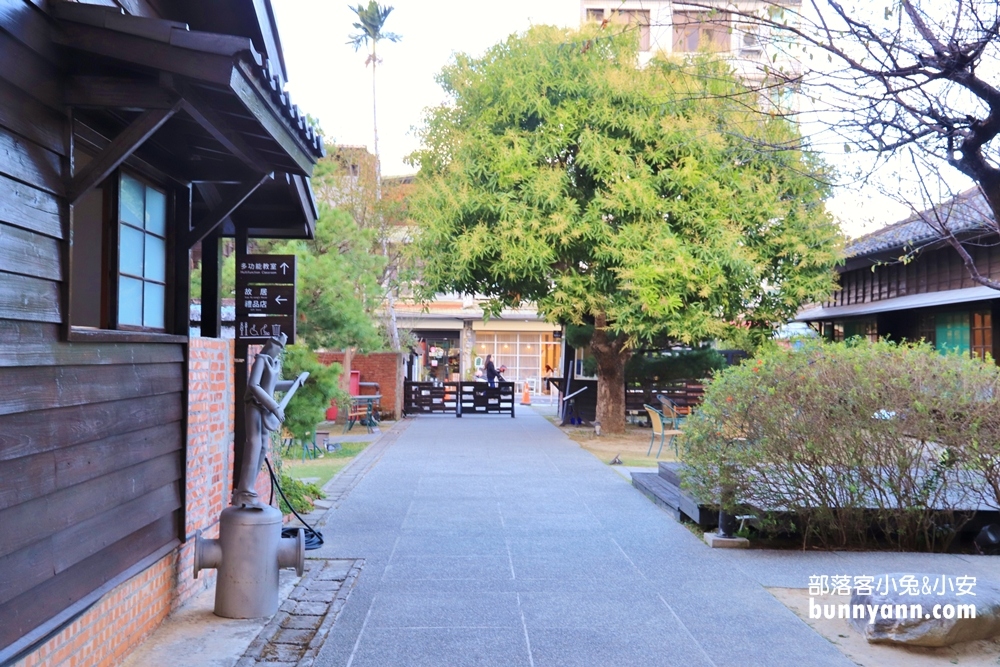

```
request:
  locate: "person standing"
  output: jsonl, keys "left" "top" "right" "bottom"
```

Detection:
{"left": 485, "top": 354, "right": 498, "bottom": 388}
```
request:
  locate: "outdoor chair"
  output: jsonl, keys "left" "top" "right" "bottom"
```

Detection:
{"left": 644, "top": 404, "right": 682, "bottom": 458}
{"left": 656, "top": 394, "right": 688, "bottom": 428}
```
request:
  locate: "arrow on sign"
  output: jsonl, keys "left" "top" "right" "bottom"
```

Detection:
{"left": 280, "top": 262, "right": 290, "bottom": 274}
{"left": 275, "top": 295, "right": 287, "bottom": 304}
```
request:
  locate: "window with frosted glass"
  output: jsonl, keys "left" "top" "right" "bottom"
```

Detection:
{"left": 118, "top": 173, "right": 167, "bottom": 329}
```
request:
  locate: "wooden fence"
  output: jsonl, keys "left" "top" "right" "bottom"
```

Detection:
{"left": 403, "top": 381, "right": 515, "bottom": 417}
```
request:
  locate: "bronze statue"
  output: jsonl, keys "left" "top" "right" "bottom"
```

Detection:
{"left": 233, "top": 333, "right": 308, "bottom": 509}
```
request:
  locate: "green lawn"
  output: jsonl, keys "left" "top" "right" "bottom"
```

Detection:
{"left": 280, "top": 440, "right": 372, "bottom": 488}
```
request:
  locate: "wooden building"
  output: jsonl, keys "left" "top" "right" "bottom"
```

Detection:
{"left": 797, "top": 188, "right": 999, "bottom": 360}
{"left": 0, "top": 1, "right": 323, "bottom": 663}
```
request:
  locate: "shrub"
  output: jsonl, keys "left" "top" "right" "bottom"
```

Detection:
{"left": 280, "top": 345, "right": 345, "bottom": 442}
{"left": 277, "top": 474, "right": 325, "bottom": 515}
{"left": 681, "top": 338, "right": 1000, "bottom": 551}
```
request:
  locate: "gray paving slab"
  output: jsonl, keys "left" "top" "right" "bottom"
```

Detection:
{"left": 311, "top": 407, "right": 866, "bottom": 667}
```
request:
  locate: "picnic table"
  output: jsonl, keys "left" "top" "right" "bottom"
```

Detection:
{"left": 345, "top": 394, "right": 381, "bottom": 433}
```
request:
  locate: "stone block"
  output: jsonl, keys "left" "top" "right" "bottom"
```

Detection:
{"left": 849, "top": 574, "right": 1000, "bottom": 647}
{"left": 704, "top": 533, "right": 749, "bottom": 549}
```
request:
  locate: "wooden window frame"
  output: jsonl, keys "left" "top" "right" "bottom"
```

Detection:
{"left": 67, "top": 168, "right": 186, "bottom": 344}
{"left": 971, "top": 308, "right": 992, "bottom": 361}
{"left": 113, "top": 171, "right": 169, "bottom": 332}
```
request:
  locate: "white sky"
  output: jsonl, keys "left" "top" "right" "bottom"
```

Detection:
{"left": 271, "top": 0, "right": 912, "bottom": 238}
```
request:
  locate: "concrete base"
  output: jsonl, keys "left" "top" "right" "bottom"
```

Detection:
{"left": 704, "top": 532, "right": 750, "bottom": 549}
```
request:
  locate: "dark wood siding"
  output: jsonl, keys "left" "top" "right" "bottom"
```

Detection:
{"left": 0, "top": 1, "right": 186, "bottom": 657}
{"left": 829, "top": 242, "right": 1000, "bottom": 308}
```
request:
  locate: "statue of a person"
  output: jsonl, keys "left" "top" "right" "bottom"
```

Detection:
{"left": 233, "top": 332, "right": 296, "bottom": 509}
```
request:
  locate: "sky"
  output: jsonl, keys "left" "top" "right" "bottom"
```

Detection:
{"left": 270, "top": 0, "right": 914, "bottom": 237}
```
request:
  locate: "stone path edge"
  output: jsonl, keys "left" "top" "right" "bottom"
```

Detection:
{"left": 237, "top": 558, "right": 365, "bottom": 667}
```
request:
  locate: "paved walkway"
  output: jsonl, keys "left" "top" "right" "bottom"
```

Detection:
{"left": 310, "top": 407, "right": 879, "bottom": 667}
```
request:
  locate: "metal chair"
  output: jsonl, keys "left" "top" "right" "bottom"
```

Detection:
{"left": 656, "top": 394, "right": 688, "bottom": 429}
{"left": 644, "top": 404, "right": 682, "bottom": 458}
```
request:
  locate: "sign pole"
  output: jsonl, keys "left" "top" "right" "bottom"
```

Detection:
{"left": 233, "top": 226, "right": 249, "bottom": 492}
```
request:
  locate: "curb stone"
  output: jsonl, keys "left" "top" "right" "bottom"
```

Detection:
{"left": 238, "top": 558, "right": 364, "bottom": 667}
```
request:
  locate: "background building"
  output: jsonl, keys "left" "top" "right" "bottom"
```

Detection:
{"left": 797, "top": 188, "right": 998, "bottom": 360}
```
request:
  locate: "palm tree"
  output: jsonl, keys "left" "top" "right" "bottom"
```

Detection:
{"left": 348, "top": 1, "right": 402, "bottom": 350}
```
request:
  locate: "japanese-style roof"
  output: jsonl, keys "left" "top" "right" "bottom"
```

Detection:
{"left": 844, "top": 188, "right": 994, "bottom": 261}
{"left": 52, "top": 1, "right": 324, "bottom": 169}
{"left": 795, "top": 284, "right": 998, "bottom": 322}
{"left": 53, "top": 0, "right": 325, "bottom": 240}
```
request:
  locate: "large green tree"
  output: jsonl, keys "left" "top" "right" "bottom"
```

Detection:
{"left": 409, "top": 26, "right": 842, "bottom": 433}
{"left": 268, "top": 204, "right": 386, "bottom": 351}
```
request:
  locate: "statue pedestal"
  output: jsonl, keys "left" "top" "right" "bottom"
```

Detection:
{"left": 197, "top": 505, "right": 304, "bottom": 618}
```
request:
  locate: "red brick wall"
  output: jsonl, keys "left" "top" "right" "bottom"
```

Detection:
{"left": 316, "top": 350, "right": 403, "bottom": 420}
{"left": 15, "top": 338, "right": 238, "bottom": 667}
{"left": 16, "top": 554, "right": 177, "bottom": 667}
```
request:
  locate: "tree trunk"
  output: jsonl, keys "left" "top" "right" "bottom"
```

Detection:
{"left": 370, "top": 46, "right": 401, "bottom": 350}
{"left": 383, "top": 237, "right": 401, "bottom": 351}
{"left": 590, "top": 313, "right": 630, "bottom": 435}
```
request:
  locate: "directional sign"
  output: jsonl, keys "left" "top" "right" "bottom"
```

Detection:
{"left": 236, "top": 285, "right": 295, "bottom": 316}
{"left": 236, "top": 316, "right": 295, "bottom": 343}
{"left": 236, "top": 253, "right": 297, "bottom": 344}
{"left": 236, "top": 254, "right": 296, "bottom": 285}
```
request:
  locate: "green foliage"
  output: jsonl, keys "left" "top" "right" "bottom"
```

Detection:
{"left": 190, "top": 252, "right": 236, "bottom": 302}
{"left": 409, "top": 26, "right": 842, "bottom": 347}
{"left": 564, "top": 323, "right": 594, "bottom": 349}
{"left": 280, "top": 344, "right": 345, "bottom": 442}
{"left": 681, "top": 339, "right": 1000, "bottom": 551}
{"left": 626, "top": 348, "right": 725, "bottom": 384}
{"left": 267, "top": 205, "right": 386, "bottom": 351}
{"left": 277, "top": 474, "right": 325, "bottom": 515}
{"left": 347, "top": 1, "right": 401, "bottom": 52}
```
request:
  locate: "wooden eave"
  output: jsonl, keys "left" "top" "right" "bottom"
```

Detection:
{"left": 52, "top": 1, "right": 321, "bottom": 240}
{"left": 51, "top": 2, "right": 323, "bottom": 174}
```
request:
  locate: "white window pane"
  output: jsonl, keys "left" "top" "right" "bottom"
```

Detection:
{"left": 143, "top": 282, "right": 165, "bottom": 329}
{"left": 118, "top": 276, "right": 143, "bottom": 326}
{"left": 120, "top": 224, "right": 144, "bottom": 276}
{"left": 120, "top": 173, "right": 144, "bottom": 227}
{"left": 145, "top": 187, "right": 166, "bottom": 236}
{"left": 144, "top": 235, "right": 165, "bottom": 281}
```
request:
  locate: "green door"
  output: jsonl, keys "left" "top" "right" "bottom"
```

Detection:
{"left": 935, "top": 311, "right": 970, "bottom": 355}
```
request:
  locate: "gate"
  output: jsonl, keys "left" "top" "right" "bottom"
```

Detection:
{"left": 404, "top": 381, "right": 515, "bottom": 417}
{"left": 403, "top": 381, "right": 459, "bottom": 415}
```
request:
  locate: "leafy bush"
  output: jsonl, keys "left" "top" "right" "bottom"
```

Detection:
{"left": 277, "top": 474, "right": 325, "bottom": 515}
{"left": 280, "top": 345, "right": 345, "bottom": 442}
{"left": 681, "top": 339, "right": 1000, "bottom": 551}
